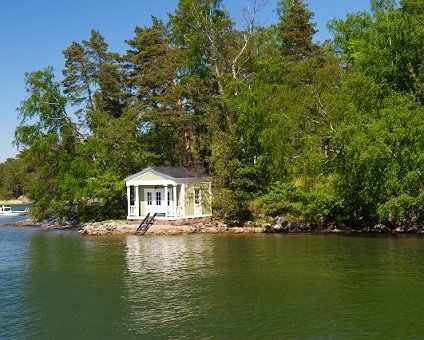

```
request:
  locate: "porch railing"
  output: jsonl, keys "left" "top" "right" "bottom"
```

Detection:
{"left": 129, "top": 205, "right": 137, "bottom": 216}
{"left": 130, "top": 205, "right": 183, "bottom": 218}
{"left": 166, "top": 206, "right": 183, "bottom": 217}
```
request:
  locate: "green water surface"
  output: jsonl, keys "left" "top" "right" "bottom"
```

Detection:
{"left": 1, "top": 227, "right": 423, "bottom": 339}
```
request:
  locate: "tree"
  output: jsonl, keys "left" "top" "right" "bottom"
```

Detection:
{"left": 277, "top": 0, "right": 319, "bottom": 60}
{"left": 124, "top": 17, "right": 187, "bottom": 165}
{"left": 63, "top": 30, "right": 126, "bottom": 127}
{"left": 84, "top": 30, "right": 126, "bottom": 118}
{"left": 329, "top": 0, "right": 424, "bottom": 101}
{"left": 0, "top": 155, "right": 28, "bottom": 199}
{"left": 15, "top": 67, "right": 77, "bottom": 219}
{"left": 62, "top": 41, "right": 95, "bottom": 113}
{"left": 331, "top": 85, "right": 424, "bottom": 225}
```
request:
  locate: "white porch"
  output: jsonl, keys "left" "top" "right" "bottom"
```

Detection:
{"left": 126, "top": 183, "right": 185, "bottom": 220}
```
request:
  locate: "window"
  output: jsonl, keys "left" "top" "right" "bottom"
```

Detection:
{"left": 194, "top": 189, "right": 201, "bottom": 205}
{"left": 147, "top": 192, "right": 152, "bottom": 205}
{"left": 167, "top": 191, "right": 171, "bottom": 206}
{"left": 156, "top": 191, "right": 161, "bottom": 205}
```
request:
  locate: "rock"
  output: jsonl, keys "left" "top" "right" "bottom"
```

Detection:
{"left": 78, "top": 220, "right": 137, "bottom": 236}
{"left": 407, "top": 226, "right": 418, "bottom": 233}
{"left": 264, "top": 224, "right": 275, "bottom": 233}
{"left": 201, "top": 226, "right": 220, "bottom": 234}
{"left": 372, "top": 224, "right": 389, "bottom": 233}
{"left": 18, "top": 195, "right": 31, "bottom": 204}
{"left": 274, "top": 216, "right": 283, "bottom": 225}
{"left": 231, "top": 227, "right": 244, "bottom": 234}
{"left": 272, "top": 224, "right": 283, "bottom": 233}
{"left": 299, "top": 222, "right": 311, "bottom": 231}
{"left": 217, "top": 222, "right": 227, "bottom": 229}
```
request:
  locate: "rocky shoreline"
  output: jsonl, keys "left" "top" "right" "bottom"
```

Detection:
{"left": 11, "top": 217, "right": 424, "bottom": 236}
{"left": 79, "top": 219, "right": 424, "bottom": 236}
{"left": 78, "top": 220, "right": 265, "bottom": 236}
{"left": 263, "top": 220, "right": 424, "bottom": 235}
{"left": 12, "top": 218, "right": 78, "bottom": 230}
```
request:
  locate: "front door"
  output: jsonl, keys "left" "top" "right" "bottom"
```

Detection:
{"left": 145, "top": 188, "right": 165, "bottom": 216}
{"left": 194, "top": 188, "right": 202, "bottom": 216}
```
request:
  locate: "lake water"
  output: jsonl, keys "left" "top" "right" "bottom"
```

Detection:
{"left": 1, "top": 222, "right": 424, "bottom": 339}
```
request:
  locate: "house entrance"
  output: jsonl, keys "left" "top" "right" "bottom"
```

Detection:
{"left": 144, "top": 188, "right": 166, "bottom": 216}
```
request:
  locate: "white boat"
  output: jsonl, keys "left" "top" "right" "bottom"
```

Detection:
{"left": 0, "top": 205, "right": 29, "bottom": 216}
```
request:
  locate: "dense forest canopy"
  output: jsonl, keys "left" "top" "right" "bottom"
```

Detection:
{"left": 2, "top": 0, "right": 424, "bottom": 228}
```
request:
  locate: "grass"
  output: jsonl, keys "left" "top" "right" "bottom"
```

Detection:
{"left": 0, "top": 199, "right": 25, "bottom": 205}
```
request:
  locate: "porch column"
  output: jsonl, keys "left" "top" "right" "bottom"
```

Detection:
{"left": 126, "top": 186, "right": 131, "bottom": 216}
{"left": 181, "top": 184, "right": 185, "bottom": 217}
{"left": 134, "top": 185, "right": 139, "bottom": 217}
{"left": 173, "top": 185, "right": 177, "bottom": 218}
{"left": 164, "top": 185, "right": 168, "bottom": 217}
{"left": 208, "top": 182, "right": 212, "bottom": 214}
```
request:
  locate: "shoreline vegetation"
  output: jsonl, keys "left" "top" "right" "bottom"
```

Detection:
{"left": 0, "top": 200, "right": 24, "bottom": 205}
{"left": 10, "top": 218, "right": 424, "bottom": 237}
{"left": 0, "top": 197, "right": 30, "bottom": 206}
{"left": 2, "top": 1, "right": 424, "bottom": 230}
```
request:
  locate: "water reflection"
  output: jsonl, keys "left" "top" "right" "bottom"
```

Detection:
{"left": 2, "top": 229, "right": 424, "bottom": 339}
{"left": 0, "top": 227, "right": 34, "bottom": 340}
{"left": 22, "top": 232, "right": 130, "bottom": 339}
{"left": 125, "top": 235, "right": 214, "bottom": 276}
{"left": 123, "top": 235, "right": 216, "bottom": 337}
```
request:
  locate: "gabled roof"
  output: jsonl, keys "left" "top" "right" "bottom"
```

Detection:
{"left": 151, "top": 166, "right": 208, "bottom": 178}
{"left": 125, "top": 166, "right": 209, "bottom": 182}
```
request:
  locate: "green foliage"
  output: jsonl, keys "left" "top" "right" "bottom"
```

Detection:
{"left": 0, "top": 155, "right": 27, "bottom": 199}
{"left": 6, "top": 0, "right": 424, "bottom": 229}
{"left": 377, "top": 193, "right": 417, "bottom": 226}
{"left": 15, "top": 67, "right": 72, "bottom": 147}
{"left": 330, "top": 0, "right": 424, "bottom": 101}
{"left": 331, "top": 76, "right": 424, "bottom": 224}
{"left": 258, "top": 181, "right": 345, "bottom": 223}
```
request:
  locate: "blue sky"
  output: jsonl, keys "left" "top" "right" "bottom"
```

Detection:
{"left": 0, "top": 0, "right": 371, "bottom": 162}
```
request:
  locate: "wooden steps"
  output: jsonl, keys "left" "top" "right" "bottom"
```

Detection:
{"left": 135, "top": 213, "right": 157, "bottom": 235}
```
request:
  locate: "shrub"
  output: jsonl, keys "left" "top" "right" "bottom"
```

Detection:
{"left": 257, "top": 182, "right": 345, "bottom": 223}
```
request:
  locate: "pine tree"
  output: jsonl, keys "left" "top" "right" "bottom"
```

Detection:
{"left": 277, "top": 0, "right": 318, "bottom": 60}
{"left": 84, "top": 30, "right": 126, "bottom": 118}
{"left": 124, "top": 17, "right": 188, "bottom": 165}
{"left": 62, "top": 41, "right": 95, "bottom": 113}
{"left": 63, "top": 30, "right": 126, "bottom": 125}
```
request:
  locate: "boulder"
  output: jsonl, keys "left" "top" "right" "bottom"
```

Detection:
{"left": 394, "top": 226, "right": 405, "bottom": 233}
{"left": 373, "top": 224, "right": 390, "bottom": 233}
{"left": 407, "top": 226, "right": 418, "bottom": 233}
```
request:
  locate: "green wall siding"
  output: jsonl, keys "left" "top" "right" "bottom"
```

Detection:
{"left": 199, "top": 182, "right": 212, "bottom": 214}
{"left": 184, "top": 182, "right": 211, "bottom": 216}
{"left": 185, "top": 184, "right": 195, "bottom": 216}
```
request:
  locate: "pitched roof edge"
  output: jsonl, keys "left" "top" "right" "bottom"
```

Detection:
{"left": 125, "top": 166, "right": 209, "bottom": 182}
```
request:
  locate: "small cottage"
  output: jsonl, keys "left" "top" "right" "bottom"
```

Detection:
{"left": 125, "top": 166, "right": 212, "bottom": 220}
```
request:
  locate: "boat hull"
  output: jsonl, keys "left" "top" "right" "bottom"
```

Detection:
{"left": 0, "top": 205, "right": 29, "bottom": 217}
{"left": 0, "top": 211, "right": 28, "bottom": 217}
